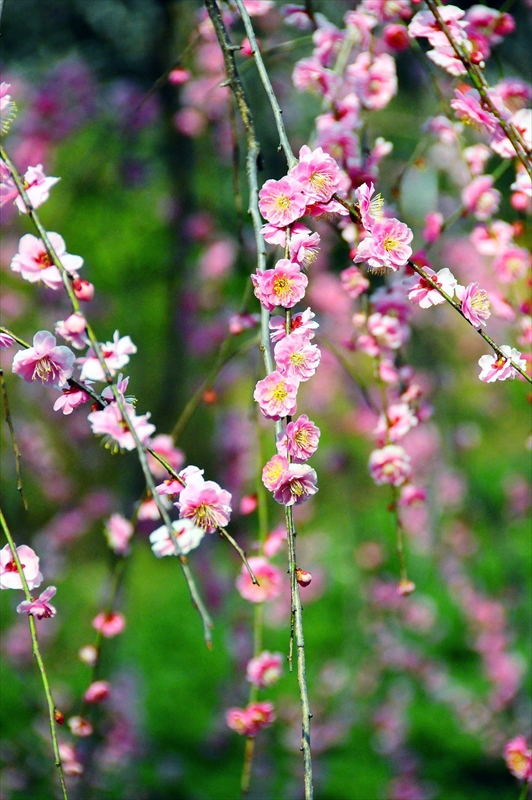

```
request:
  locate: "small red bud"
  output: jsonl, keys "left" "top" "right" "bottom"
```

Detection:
{"left": 72, "top": 279, "right": 94, "bottom": 302}
{"left": 54, "top": 709, "right": 65, "bottom": 725}
{"left": 470, "top": 51, "right": 484, "bottom": 66}
{"left": 296, "top": 568, "right": 312, "bottom": 587}
{"left": 202, "top": 389, "right": 218, "bottom": 404}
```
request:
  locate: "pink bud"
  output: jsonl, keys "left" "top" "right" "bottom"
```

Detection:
{"left": 296, "top": 568, "right": 312, "bottom": 587}
{"left": 72, "top": 279, "right": 94, "bottom": 302}
{"left": 168, "top": 67, "right": 190, "bottom": 85}
{"left": 84, "top": 680, "right": 111, "bottom": 704}
{"left": 239, "top": 494, "right": 258, "bottom": 515}
{"left": 397, "top": 579, "right": 416, "bottom": 596}
{"left": 68, "top": 716, "right": 93, "bottom": 737}
{"left": 64, "top": 313, "right": 86, "bottom": 334}
{"left": 383, "top": 24, "right": 410, "bottom": 52}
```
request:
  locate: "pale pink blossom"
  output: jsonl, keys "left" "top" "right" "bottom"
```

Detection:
{"left": 422, "top": 212, "right": 443, "bottom": 244}
{"left": 289, "top": 145, "right": 342, "bottom": 203}
{"left": 289, "top": 227, "right": 321, "bottom": 266}
{"left": 456, "top": 282, "right": 491, "bottom": 327}
{"left": 199, "top": 238, "right": 236, "bottom": 280}
{"left": 226, "top": 701, "right": 275, "bottom": 736}
{"left": 292, "top": 57, "right": 339, "bottom": 101}
{"left": 399, "top": 484, "right": 427, "bottom": 507}
{"left": 253, "top": 371, "right": 299, "bottom": 420}
{"left": 84, "top": 681, "right": 111, "bottom": 704}
{"left": 494, "top": 78, "right": 532, "bottom": 114}
{"left": 176, "top": 473, "right": 232, "bottom": 533}
{"left": 354, "top": 218, "right": 413, "bottom": 272}
{"left": 340, "top": 266, "right": 370, "bottom": 299}
{"left": 155, "top": 478, "right": 185, "bottom": 499}
{"left": 354, "top": 182, "right": 384, "bottom": 231}
{"left": 369, "top": 445, "right": 411, "bottom": 486}
{"left": 236, "top": 557, "right": 283, "bottom": 603}
{"left": 12, "top": 331, "right": 75, "bottom": 388}
{"left": 68, "top": 716, "right": 93, "bottom": 737}
{"left": 59, "top": 744, "right": 84, "bottom": 777}
{"left": 79, "top": 331, "right": 137, "bottom": 382}
{"left": 79, "top": 645, "right": 98, "bottom": 666}
{"left": 424, "top": 115, "right": 462, "bottom": 144}
{"left": 246, "top": 651, "right": 283, "bottom": 688}
{"left": 282, "top": 4, "right": 314, "bottom": 30}
{"left": 277, "top": 414, "right": 321, "bottom": 462}
{"left": 228, "top": 312, "right": 260, "bottom": 335}
{"left": 462, "top": 176, "right": 500, "bottom": 220}
{"left": 511, "top": 166, "right": 532, "bottom": 198}
{"left": 272, "top": 463, "right": 319, "bottom": 506}
{"left": 362, "top": 0, "right": 412, "bottom": 23}
{"left": 426, "top": 44, "right": 468, "bottom": 77}
{"left": 14, "top": 164, "right": 60, "bottom": 213}
{"left": 493, "top": 246, "right": 530, "bottom": 283}
{"left": 262, "top": 454, "right": 289, "bottom": 491}
{"left": 406, "top": 266, "right": 457, "bottom": 308}
{"left": 53, "top": 385, "right": 91, "bottom": 415}
{"left": 0, "top": 82, "right": 16, "bottom": 133}
{"left": 269, "top": 307, "right": 318, "bottom": 342}
{"left": 366, "top": 312, "right": 409, "bottom": 350}
{"left": 450, "top": 88, "right": 498, "bottom": 134}
{"left": 274, "top": 333, "right": 321, "bottom": 383}
{"left": 251, "top": 260, "right": 308, "bottom": 311}
{"left": 408, "top": 7, "right": 469, "bottom": 49}
{"left": 104, "top": 514, "right": 134, "bottom": 555}
{"left": 504, "top": 736, "right": 532, "bottom": 782}
{"left": 87, "top": 401, "right": 156, "bottom": 451}
{"left": 347, "top": 52, "right": 397, "bottom": 111}
{"left": 463, "top": 144, "right": 492, "bottom": 176}
{"left": 478, "top": 347, "right": 527, "bottom": 382}
{"left": 491, "top": 108, "right": 532, "bottom": 159}
{"left": 92, "top": 611, "right": 125, "bottom": 637}
{"left": 470, "top": 221, "right": 513, "bottom": 256}
{"left": 55, "top": 313, "right": 87, "bottom": 349}
{"left": 0, "top": 332, "right": 15, "bottom": 349}
{"left": 258, "top": 176, "right": 307, "bottom": 227}
{"left": 149, "top": 519, "right": 205, "bottom": 556}
{"left": 10, "top": 232, "right": 83, "bottom": 290}
{"left": 16, "top": 586, "right": 56, "bottom": 618}
{"left": 146, "top": 434, "right": 185, "bottom": 479}
{"left": 374, "top": 403, "right": 418, "bottom": 445}
{"left": 72, "top": 278, "right": 94, "bottom": 301}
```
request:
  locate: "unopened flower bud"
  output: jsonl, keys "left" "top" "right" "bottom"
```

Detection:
{"left": 72, "top": 278, "right": 94, "bottom": 302}
{"left": 397, "top": 579, "right": 416, "bottom": 596}
{"left": 78, "top": 644, "right": 98, "bottom": 666}
{"left": 54, "top": 709, "right": 65, "bottom": 725}
{"left": 68, "top": 716, "right": 93, "bottom": 737}
{"left": 296, "top": 568, "right": 312, "bottom": 587}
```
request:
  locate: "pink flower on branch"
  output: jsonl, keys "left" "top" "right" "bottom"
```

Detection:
{"left": 104, "top": 514, "right": 134, "bottom": 555}
{"left": 176, "top": 472, "right": 232, "bottom": 533}
{"left": 462, "top": 176, "right": 501, "bottom": 220}
{"left": 456, "top": 282, "right": 491, "bottom": 327}
{"left": 10, "top": 232, "right": 83, "bottom": 290}
{"left": 84, "top": 681, "right": 111, "bottom": 705}
{"left": 16, "top": 586, "right": 56, "bottom": 618}
{"left": 347, "top": 52, "right": 398, "bottom": 111}
{"left": 149, "top": 519, "right": 205, "bottom": 556}
{"left": 269, "top": 307, "right": 318, "bottom": 342}
{"left": 450, "top": 88, "right": 499, "bottom": 135}
{"left": 12, "top": 331, "right": 75, "bottom": 388}
{"left": 258, "top": 176, "right": 307, "bottom": 227}
{"left": 262, "top": 454, "right": 289, "bottom": 492}
{"left": 251, "top": 260, "right": 308, "bottom": 311}
{"left": 272, "top": 463, "right": 319, "bottom": 506}
{"left": 226, "top": 701, "right": 275, "bottom": 736}
{"left": 478, "top": 347, "right": 527, "bottom": 383}
{"left": 354, "top": 218, "right": 413, "bottom": 272}
{"left": 236, "top": 557, "right": 282, "bottom": 603}
{"left": 246, "top": 651, "right": 283, "bottom": 688}
{"left": 53, "top": 385, "right": 91, "bottom": 416}
{"left": 277, "top": 414, "right": 321, "bottom": 462}
{"left": 14, "top": 164, "right": 60, "bottom": 213}
{"left": 55, "top": 313, "right": 88, "bottom": 349}
{"left": 87, "top": 401, "right": 155, "bottom": 451}
{"left": 504, "top": 736, "right": 532, "bottom": 782}
{"left": 274, "top": 333, "right": 321, "bottom": 383}
{"left": 369, "top": 445, "right": 411, "bottom": 487}
{"left": 79, "top": 330, "right": 137, "bottom": 382}
{"left": 289, "top": 145, "right": 342, "bottom": 203}
{"left": 92, "top": 611, "right": 125, "bottom": 638}
{"left": 406, "top": 267, "right": 457, "bottom": 308}
{"left": 0, "top": 544, "right": 43, "bottom": 591}
{"left": 254, "top": 371, "right": 299, "bottom": 420}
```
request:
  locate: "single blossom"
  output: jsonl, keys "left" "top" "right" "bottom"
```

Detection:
{"left": 55, "top": 313, "right": 88, "bottom": 349}
{"left": 258, "top": 176, "right": 307, "bottom": 227}
{"left": 104, "top": 514, "right": 134, "bottom": 555}
{"left": 68, "top": 717, "right": 93, "bottom": 738}
{"left": 262, "top": 454, "right": 289, "bottom": 492}
{"left": 406, "top": 267, "right": 457, "bottom": 308}
{"left": 347, "top": 51, "right": 397, "bottom": 111}
{"left": 369, "top": 445, "right": 411, "bottom": 487}
{"left": 253, "top": 371, "right": 299, "bottom": 420}
{"left": 478, "top": 346, "right": 527, "bottom": 383}
{"left": 492, "top": 246, "right": 530, "bottom": 283}
{"left": 15, "top": 164, "right": 60, "bottom": 213}
{"left": 274, "top": 332, "right": 321, "bottom": 383}
{"left": 272, "top": 463, "right": 319, "bottom": 506}
{"left": 92, "top": 611, "right": 126, "bottom": 637}
{"left": 354, "top": 182, "right": 384, "bottom": 231}
{"left": 374, "top": 403, "right": 418, "bottom": 445}
{"left": 354, "top": 217, "right": 413, "bottom": 272}
{"left": 12, "top": 330, "right": 75, "bottom": 388}
{"left": 16, "top": 586, "right": 57, "bottom": 618}
{"left": 84, "top": 681, "right": 111, "bottom": 704}
{"left": 456, "top": 282, "right": 491, "bottom": 327}
{"left": 277, "top": 414, "right": 321, "bottom": 462}
{"left": 504, "top": 736, "right": 532, "bottom": 782}
{"left": 226, "top": 702, "right": 275, "bottom": 736}
{"left": 246, "top": 651, "right": 284, "bottom": 688}
{"left": 176, "top": 472, "right": 232, "bottom": 533}
{"left": 236, "top": 557, "right": 283, "bottom": 603}
{"left": 87, "top": 401, "right": 156, "bottom": 451}
{"left": 462, "top": 176, "right": 501, "bottom": 220}
{"left": 78, "top": 331, "right": 137, "bottom": 382}
{"left": 366, "top": 312, "right": 409, "bottom": 350}
{"left": 0, "top": 544, "right": 43, "bottom": 591}
{"left": 269, "top": 307, "right": 319, "bottom": 342}
{"left": 149, "top": 519, "right": 205, "bottom": 556}
{"left": 10, "top": 232, "right": 83, "bottom": 290}
{"left": 251, "top": 260, "right": 308, "bottom": 311}
{"left": 53, "top": 385, "right": 91, "bottom": 416}
{"left": 450, "top": 88, "right": 499, "bottom": 135}
{"left": 289, "top": 145, "right": 342, "bottom": 203}
{"left": 340, "top": 266, "right": 370, "bottom": 299}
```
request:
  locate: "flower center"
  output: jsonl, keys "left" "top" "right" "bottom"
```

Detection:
{"left": 5, "top": 559, "right": 22, "bottom": 573}
{"left": 295, "top": 429, "right": 310, "bottom": 447}
{"left": 275, "top": 194, "right": 291, "bottom": 211}
{"left": 289, "top": 352, "right": 306, "bottom": 366}
{"left": 193, "top": 504, "right": 217, "bottom": 530}
{"left": 36, "top": 251, "right": 53, "bottom": 270}
{"left": 32, "top": 357, "right": 57, "bottom": 383}
{"left": 290, "top": 479, "right": 305, "bottom": 497}
{"left": 272, "top": 382, "right": 288, "bottom": 402}
{"left": 273, "top": 276, "right": 292, "bottom": 299}
{"left": 383, "top": 235, "right": 400, "bottom": 252}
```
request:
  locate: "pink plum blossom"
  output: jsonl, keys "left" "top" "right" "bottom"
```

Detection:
{"left": 340, "top": 266, "right": 370, "bottom": 298}
{"left": 456, "top": 282, "right": 491, "bottom": 327}
{"left": 176, "top": 472, "right": 232, "bottom": 533}
{"left": 104, "top": 514, "right": 134, "bottom": 555}
{"left": 369, "top": 445, "right": 411, "bottom": 486}
{"left": 272, "top": 463, "right": 319, "bottom": 506}
{"left": 374, "top": 403, "right": 418, "bottom": 445}
{"left": 14, "top": 164, "right": 60, "bottom": 213}
{"left": 53, "top": 385, "right": 91, "bottom": 415}
{"left": 0, "top": 82, "right": 16, "bottom": 133}
{"left": 292, "top": 57, "right": 339, "bottom": 101}
{"left": 72, "top": 278, "right": 94, "bottom": 302}
{"left": 262, "top": 454, "right": 289, "bottom": 491}
{"left": 383, "top": 24, "right": 410, "bottom": 51}
{"left": 246, "top": 651, "right": 283, "bottom": 688}
{"left": 462, "top": 176, "right": 500, "bottom": 220}
{"left": 0, "top": 544, "right": 43, "bottom": 591}
{"left": 226, "top": 701, "right": 275, "bottom": 736}
{"left": 84, "top": 681, "right": 111, "bottom": 704}
{"left": 146, "top": 434, "right": 185, "bottom": 479}
{"left": 406, "top": 267, "right": 457, "bottom": 308}
{"left": 253, "top": 371, "right": 299, "bottom": 420}
{"left": 263, "top": 525, "right": 287, "bottom": 557}
{"left": 408, "top": 7, "right": 469, "bottom": 49}
{"left": 16, "top": 586, "right": 56, "bottom": 618}
{"left": 236, "top": 557, "right": 283, "bottom": 603}
{"left": 366, "top": 312, "right": 409, "bottom": 350}
{"left": 354, "top": 218, "right": 413, "bottom": 272}
{"left": 251, "top": 260, "right": 308, "bottom": 311}
{"left": 149, "top": 519, "right": 205, "bottom": 555}
{"left": 10, "top": 232, "right": 83, "bottom": 290}
{"left": 478, "top": 347, "right": 527, "bottom": 382}
{"left": 258, "top": 176, "right": 307, "bottom": 227}
{"left": 463, "top": 144, "right": 492, "bottom": 176}
{"left": 68, "top": 717, "right": 93, "bottom": 737}
{"left": 470, "top": 220, "right": 513, "bottom": 256}
{"left": 450, "top": 88, "right": 498, "bottom": 135}
{"left": 354, "top": 182, "right": 384, "bottom": 230}
{"left": 274, "top": 333, "right": 321, "bottom": 382}
{"left": 289, "top": 226, "right": 321, "bottom": 266}
{"left": 12, "top": 331, "right": 75, "bottom": 388}
{"left": 87, "top": 401, "right": 156, "bottom": 451}
{"left": 289, "top": 145, "right": 342, "bottom": 203}
{"left": 347, "top": 52, "right": 397, "bottom": 111}
{"left": 269, "top": 307, "right": 318, "bottom": 342}
{"left": 492, "top": 247, "right": 530, "bottom": 283}
{"left": 504, "top": 736, "right": 532, "bottom": 782}
{"left": 277, "top": 414, "right": 321, "bottom": 462}
{"left": 422, "top": 212, "right": 443, "bottom": 244}
{"left": 92, "top": 611, "right": 125, "bottom": 637}
{"left": 79, "top": 331, "right": 137, "bottom": 382}
{"left": 55, "top": 313, "right": 88, "bottom": 349}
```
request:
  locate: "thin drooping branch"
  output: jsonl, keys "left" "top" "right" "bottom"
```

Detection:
{"left": 0, "top": 508, "right": 69, "bottom": 800}
{"left": 0, "top": 366, "right": 27, "bottom": 509}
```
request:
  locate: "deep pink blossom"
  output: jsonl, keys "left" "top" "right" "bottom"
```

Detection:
{"left": 72, "top": 278, "right": 94, "bottom": 302}
{"left": 406, "top": 267, "right": 457, "bottom": 308}
{"left": 16, "top": 586, "right": 56, "bottom": 618}
{"left": 84, "top": 680, "right": 111, "bottom": 704}
{"left": 288, "top": 226, "right": 321, "bottom": 266}
{"left": 79, "top": 331, "right": 137, "bottom": 382}
{"left": 14, "top": 164, "right": 60, "bottom": 213}
{"left": 258, "top": 176, "right": 307, "bottom": 227}
{"left": 251, "top": 260, "right": 308, "bottom": 311}
{"left": 253, "top": 371, "right": 299, "bottom": 420}
{"left": 462, "top": 176, "right": 500, "bottom": 220}
{"left": 289, "top": 145, "right": 342, "bottom": 203}
{"left": 422, "top": 212, "right": 443, "bottom": 244}
{"left": 176, "top": 472, "right": 232, "bottom": 533}
{"left": 450, "top": 88, "right": 498, "bottom": 134}
{"left": 369, "top": 445, "right": 411, "bottom": 486}
{"left": 226, "top": 701, "right": 275, "bottom": 736}
{"left": 269, "top": 307, "right": 318, "bottom": 342}
{"left": 262, "top": 454, "right": 289, "bottom": 491}
{"left": 456, "top": 282, "right": 491, "bottom": 327}
{"left": 53, "top": 385, "right": 91, "bottom": 415}
{"left": 272, "top": 463, "right": 319, "bottom": 506}
{"left": 354, "top": 218, "right": 413, "bottom": 272}
{"left": 504, "top": 736, "right": 532, "bottom": 782}
{"left": 87, "top": 401, "right": 156, "bottom": 451}
{"left": 274, "top": 333, "right": 321, "bottom": 382}
{"left": 478, "top": 347, "right": 527, "bottom": 382}
{"left": 383, "top": 23, "right": 410, "bottom": 51}
{"left": 236, "top": 557, "right": 283, "bottom": 603}
{"left": 246, "top": 651, "right": 283, "bottom": 688}
{"left": 104, "top": 514, "right": 134, "bottom": 555}
{"left": 149, "top": 519, "right": 205, "bottom": 556}
{"left": 92, "top": 611, "right": 125, "bottom": 637}
{"left": 277, "top": 414, "right": 321, "bottom": 462}
{"left": 10, "top": 232, "right": 83, "bottom": 290}
{"left": 12, "top": 331, "right": 75, "bottom": 388}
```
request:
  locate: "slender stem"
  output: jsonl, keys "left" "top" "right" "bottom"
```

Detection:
{"left": 240, "top": 735, "right": 256, "bottom": 796}
{"left": 218, "top": 527, "right": 258, "bottom": 584}
{"left": 518, "top": 781, "right": 531, "bottom": 800}
{"left": 0, "top": 367, "right": 27, "bottom": 509}
{"left": 0, "top": 509, "right": 69, "bottom": 800}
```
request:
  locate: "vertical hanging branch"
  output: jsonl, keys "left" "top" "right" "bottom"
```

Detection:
{"left": 204, "top": 2, "right": 314, "bottom": 797}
